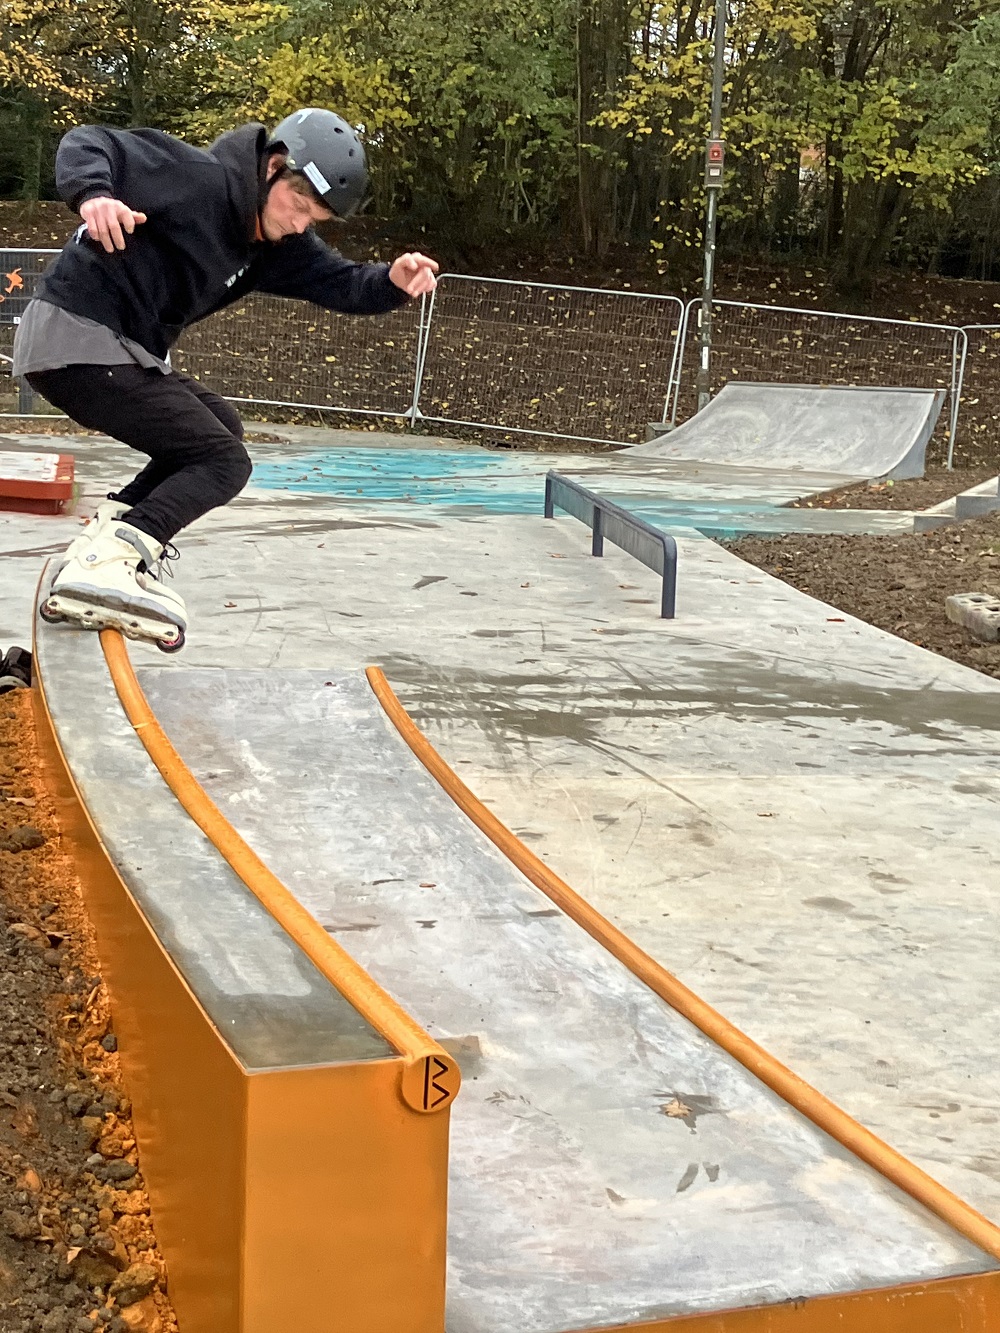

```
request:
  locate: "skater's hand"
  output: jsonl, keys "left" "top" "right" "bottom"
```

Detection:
{"left": 389, "top": 252, "right": 439, "bottom": 298}
{"left": 80, "top": 196, "right": 148, "bottom": 253}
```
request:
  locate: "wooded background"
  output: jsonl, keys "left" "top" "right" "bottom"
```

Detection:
{"left": 2, "top": 0, "right": 999, "bottom": 295}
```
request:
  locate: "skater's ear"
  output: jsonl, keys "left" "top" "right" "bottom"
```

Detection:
{"left": 265, "top": 152, "right": 288, "bottom": 180}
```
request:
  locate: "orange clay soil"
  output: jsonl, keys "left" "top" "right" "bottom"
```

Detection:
{"left": 0, "top": 689, "right": 177, "bottom": 1333}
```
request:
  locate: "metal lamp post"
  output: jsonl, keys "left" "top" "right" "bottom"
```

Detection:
{"left": 695, "top": 0, "right": 727, "bottom": 413}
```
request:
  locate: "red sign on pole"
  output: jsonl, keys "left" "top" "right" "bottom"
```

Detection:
{"left": 705, "top": 139, "right": 726, "bottom": 187}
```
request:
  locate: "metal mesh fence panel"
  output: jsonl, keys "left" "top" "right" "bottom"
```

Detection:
{"left": 172, "top": 292, "right": 424, "bottom": 418}
{"left": 955, "top": 327, "right": 1000, "bottom": 468}
{"left": 414, "top": 276, "right": 684, "bottom": 446}
{"left": 0, "top": 249, "right": 62, "bottom": 416}
{"left": 674, "top": 299, "right": 962, "bottom": 458}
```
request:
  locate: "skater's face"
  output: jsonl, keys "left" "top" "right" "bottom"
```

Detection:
{"left": 260, "top": 157, "right": 333, "bottom": 241}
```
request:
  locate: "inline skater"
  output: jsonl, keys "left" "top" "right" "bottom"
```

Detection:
{"left": 15, "top": 108, "right": 437, "bottom": 650}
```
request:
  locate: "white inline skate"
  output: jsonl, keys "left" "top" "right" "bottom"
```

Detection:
{"left": 41, "top": 520, "right": 186, "bottom": 653}
{"left": 53, "top": 498, "right": 130, "bottom": 578}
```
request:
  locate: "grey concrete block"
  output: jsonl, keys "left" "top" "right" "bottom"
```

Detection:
{"left": 644, "top": 421, "right": 675, "bottom": 440}
{"left": 945, "top": 592, "right": 1000, "bottom": 642}
{"left": 955, "top": 493, "right": 1000, "bottom": 520}
{"left": 913, "top": 514, "right": 955, "bottom": 533}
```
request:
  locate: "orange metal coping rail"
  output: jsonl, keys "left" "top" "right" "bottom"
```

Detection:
{"left": 365, "top": 664, "right": 1000, "bottom": 1262}
{"left": 99, "top": 630, "right": 459, "bottom": 1116}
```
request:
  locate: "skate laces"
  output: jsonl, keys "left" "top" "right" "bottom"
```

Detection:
{"left": 145, "top": 543, "right": 180, "bottom": 582}
{"left": 116, "top": 526, "right": 180, "bottom": 582}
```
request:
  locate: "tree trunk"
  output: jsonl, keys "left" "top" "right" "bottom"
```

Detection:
{"left": 833, "top": 176, "right": 908, "bottom": 298}
{"left": 823, "top": 134, "right": 844, "bottom": 259}
{"left": 771, "top": 151, "right": 801, "bottom": 252}
{"left": 575, "top": 0, "right": 631, "bottom": 255}
{"left": 20, "top": 132, "right": 43, "bottom": 202}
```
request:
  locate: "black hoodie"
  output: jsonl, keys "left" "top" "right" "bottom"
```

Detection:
{"left": 38, "top": 123, "right": 409, "bottom": 360}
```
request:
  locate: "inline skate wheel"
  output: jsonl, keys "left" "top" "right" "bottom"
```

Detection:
{"left": 157, "top": 630, "right": 186, "bottom": 654}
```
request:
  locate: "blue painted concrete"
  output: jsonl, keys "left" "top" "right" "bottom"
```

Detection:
{"left": 251, "top": 447, "right": 545, "bottom": 514}
{"left": 249, "top": 446, "right": 914, "bottom": 538}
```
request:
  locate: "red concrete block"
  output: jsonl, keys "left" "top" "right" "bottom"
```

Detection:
{"left": 0, "top": 450, "right": 75, "bottom": 515}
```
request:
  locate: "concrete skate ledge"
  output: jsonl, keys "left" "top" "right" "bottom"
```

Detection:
{"left": 31, "top": 590, "right": 453, "bottom": 1333}
{"left": 366, "top": 667, "right": 1000, "bottom": 1272}
{"left": 955, "top": 491, "right": 1000, "bottom": 520}
{"left": 98, "top": 630, "right": 460, "bottom": 1107}
{"left": 145, "top": 661, "right": 1000, "bottom": 1329}
{"left": 29, "top": 561, "right": 1000, "bottom": 1332}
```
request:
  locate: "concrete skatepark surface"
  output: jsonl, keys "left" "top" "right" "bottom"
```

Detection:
{"left": 629, "top": 382, "right": 944, "bottom": 479}
{"left": 5, "top": 423, "right": 1000, "bottom": 1323}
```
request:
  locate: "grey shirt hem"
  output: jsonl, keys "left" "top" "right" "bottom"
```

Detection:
{"left": 11, "top": 299, "right": 172, "bottom": 378}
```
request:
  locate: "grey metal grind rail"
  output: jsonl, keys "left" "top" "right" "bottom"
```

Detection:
{"left": 544, "top": 471, "right": 677, "bottom": 618}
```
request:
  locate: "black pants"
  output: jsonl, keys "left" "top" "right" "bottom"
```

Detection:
{"left": 26, "top": 364, "right": 253, "bottom": 547}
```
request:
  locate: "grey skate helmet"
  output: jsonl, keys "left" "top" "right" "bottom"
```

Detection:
{"left": 268, "top": 108, "right": 368, "bottom": 217}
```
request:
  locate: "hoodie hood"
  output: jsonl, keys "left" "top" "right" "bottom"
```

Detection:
{"left": 37, "top": 120, "right": 406, "bottom": 360}
{"left": 209, "top": 123, "right": 270, "bottom": 240}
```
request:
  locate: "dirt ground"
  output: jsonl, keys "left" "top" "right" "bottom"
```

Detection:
{"left": 0, "top": 692, "right": 177, "bottom": 1333}
{"left": 789, "top": 467, "right": 997, "bottom": 510}
{"left": 728, "top": 512, "right": 1000, "bottom": 681}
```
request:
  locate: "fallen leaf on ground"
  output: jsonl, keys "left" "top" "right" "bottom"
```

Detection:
{"left": 660, "top": 1098, "right": 693, "bottom": 1119}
